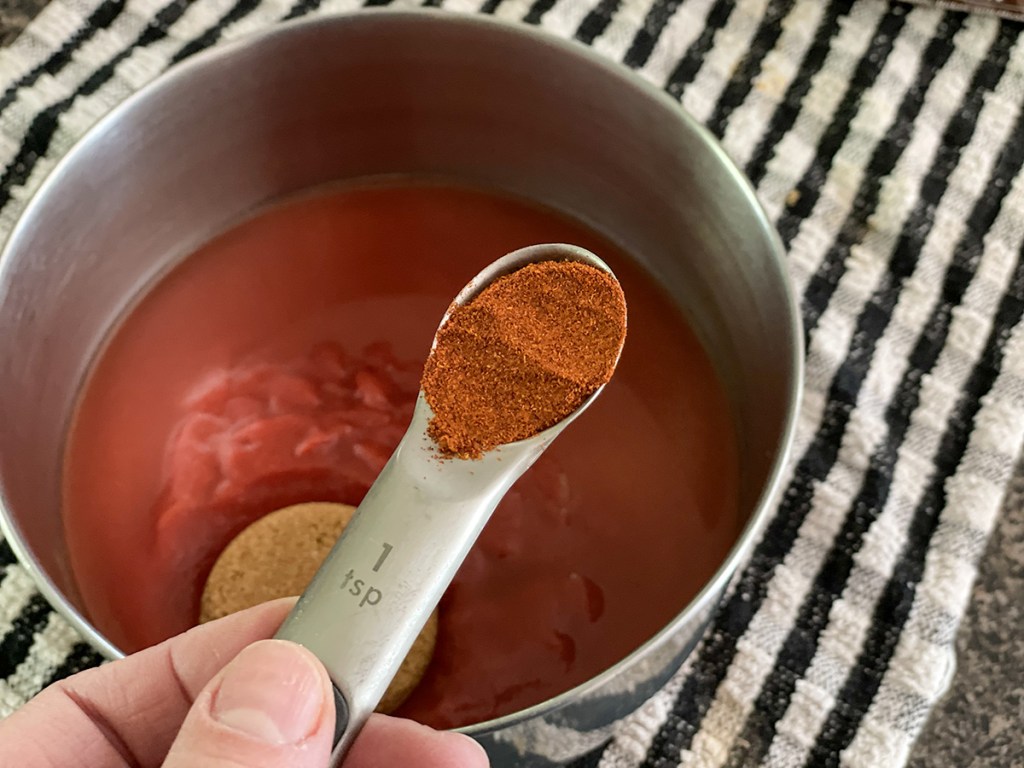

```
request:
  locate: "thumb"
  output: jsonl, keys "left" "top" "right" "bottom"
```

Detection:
{"left": 163, "top": 639, "right": 333, "bottom": 768}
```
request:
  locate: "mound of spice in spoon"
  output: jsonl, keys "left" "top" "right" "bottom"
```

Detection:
{"left": 422, "top": 260, "right": 627, "bottom": 458}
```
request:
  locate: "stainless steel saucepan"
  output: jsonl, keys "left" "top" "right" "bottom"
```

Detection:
{"left": 0, "top": 12, "right": 802, "bottom": 766}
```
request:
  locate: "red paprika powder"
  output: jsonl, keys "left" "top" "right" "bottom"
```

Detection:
{"left": 422, "top": 260, "right": 627, "bottom": 458}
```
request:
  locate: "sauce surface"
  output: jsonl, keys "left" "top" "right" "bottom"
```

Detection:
{"left": 63, "top": 183, "right": 741, "bottom": 729}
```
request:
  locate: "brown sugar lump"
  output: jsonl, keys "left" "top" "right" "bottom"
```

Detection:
{"left": 200, "top": 501, "right": 438, "bottom": 713}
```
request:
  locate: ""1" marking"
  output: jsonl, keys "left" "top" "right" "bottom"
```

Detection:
{"left": 372, "top": 542, "right": 394, "bottom": 573}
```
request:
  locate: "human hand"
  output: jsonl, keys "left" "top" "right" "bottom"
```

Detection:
{"left": 0, "top": 599, "right": 488, "bottom": 768}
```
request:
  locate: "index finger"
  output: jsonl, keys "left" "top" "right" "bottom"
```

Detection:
{"left": 0, "top": 598, "right": 296, "bottom": 767}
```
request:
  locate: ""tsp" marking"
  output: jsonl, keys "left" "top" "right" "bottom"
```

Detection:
{"left": 341, "top": 569, "right": 382, "bottom": 607}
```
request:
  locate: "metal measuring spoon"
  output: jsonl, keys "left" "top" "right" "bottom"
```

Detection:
{"left": 274, "top": 243, "right": 623, "bottom": 764}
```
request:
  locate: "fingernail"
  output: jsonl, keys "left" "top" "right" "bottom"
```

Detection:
{"left": 212, "top": 640, "right": 326, "bottom": 744}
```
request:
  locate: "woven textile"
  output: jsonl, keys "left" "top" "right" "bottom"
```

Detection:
{"left": 0, "top": 1, "right": 1022, "bottom": 766}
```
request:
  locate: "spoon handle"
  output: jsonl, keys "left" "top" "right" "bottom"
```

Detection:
{"left": 273, "top": 398, "right": 536, "bottom": 763}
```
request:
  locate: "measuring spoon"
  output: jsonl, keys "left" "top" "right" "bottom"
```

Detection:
{"left": 274, "top": 243, "right": 623, "bottom": 764}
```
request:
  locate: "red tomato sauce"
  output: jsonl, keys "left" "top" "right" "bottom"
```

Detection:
{"left": 62, "top": 183, "right": 741, "bottom": 729}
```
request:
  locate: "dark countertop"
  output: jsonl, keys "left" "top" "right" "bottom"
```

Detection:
{"left": 0, "top": 1, "right": 40, "bottom": 47}
{"left": 0, "top": 2, "right": 1020, "bottom": 765}
{"left": 908, "top": 464, "right": 1023, "bottom": 768}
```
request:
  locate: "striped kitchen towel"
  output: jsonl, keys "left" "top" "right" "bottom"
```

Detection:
{"left": 0, "top": 1, "right": 1022, "bottom": 766}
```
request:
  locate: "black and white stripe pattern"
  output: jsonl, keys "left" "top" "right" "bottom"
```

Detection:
{"left": 1, "top": 2, "right": 1022, "bottom": 766}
